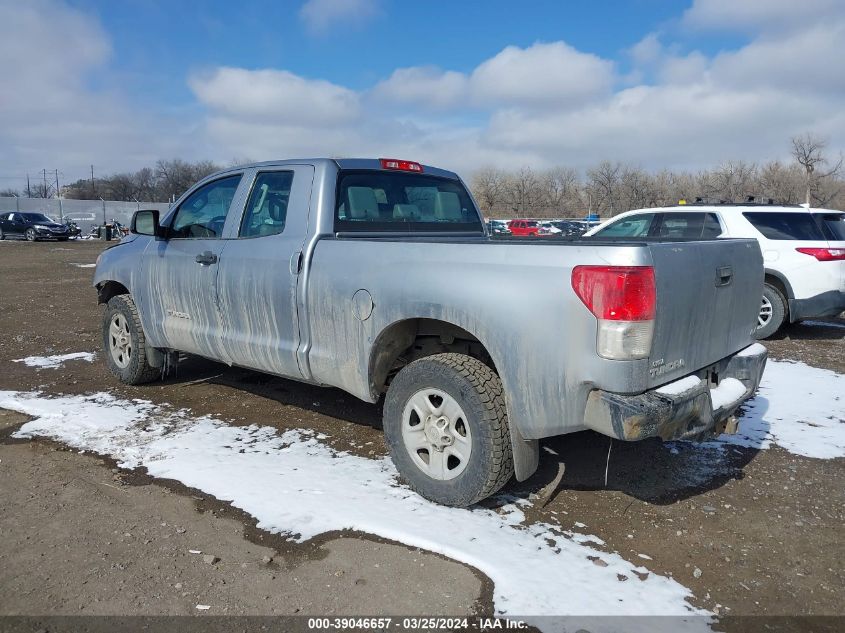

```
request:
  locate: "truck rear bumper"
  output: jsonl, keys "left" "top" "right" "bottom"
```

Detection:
{"left": 583, "top": 343, "right": 767, "bottom": 442}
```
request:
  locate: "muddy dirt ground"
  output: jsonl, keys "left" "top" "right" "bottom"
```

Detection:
{"left": 0, "top": 239, "right": 843, "bottom": 626}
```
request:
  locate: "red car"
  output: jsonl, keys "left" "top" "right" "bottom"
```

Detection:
{"left": 508, "top": 219, "right": 543, "bottom": 236}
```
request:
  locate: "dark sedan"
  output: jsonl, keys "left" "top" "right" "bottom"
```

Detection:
{"left": 0, "top": 212, "right": 71, "bottom": 241}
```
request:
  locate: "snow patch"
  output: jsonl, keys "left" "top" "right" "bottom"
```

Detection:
{"left": 708, "top": 378, "right": 746, "bottom": 410}
{"left": 736, "top": 342, "right": 767, "bottom": 357}
{"left": 709, "top": 359, "right": 845, "bottom": 459}
{"left": 12, "top": 352, "right": 96, "bottom": 369}
{"left": 656, "top": 376, "right": 701, "bottom": 396}
{"left": 0, "top": 390, "right": 707, "bottom": 623}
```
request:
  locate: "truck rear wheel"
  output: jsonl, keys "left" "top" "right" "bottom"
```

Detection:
{"left": 383, "top": 353, "right": 513, "bottom": 507}
{"left": 754, "top": 283, "right": 786, "bottom": 339}
{"left": 102, "top": 294, "right": 160, "bottom": 385}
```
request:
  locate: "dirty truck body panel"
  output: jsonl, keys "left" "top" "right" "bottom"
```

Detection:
{"left": 95, "top": 158, "right": 766, "bottom": 480}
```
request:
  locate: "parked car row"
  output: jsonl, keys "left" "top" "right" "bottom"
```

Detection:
{"left": 0, "top": 211, "right": 130, "bottom": 242}
{"left": 0, "top": 212, "right": 73, "bottom": 241}
{"left": 485, "top": 218, "right": 594, "bottom": 237}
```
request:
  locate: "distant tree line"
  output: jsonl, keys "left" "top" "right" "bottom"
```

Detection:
{"left": 0, "top": 159, "right": 226, "bottom": 203}
{"left": 62, "top": 159, "right": 224, "bottom": 203}
{"left": 472, "top": 134, "right": 844, "bottom": 218}
{"left": 1, "top": 134, "right": 841, "bottom": 216}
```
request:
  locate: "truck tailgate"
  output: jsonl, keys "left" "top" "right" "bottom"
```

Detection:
{"left": 647, "top": 238, "right": 762, "bottom": 388}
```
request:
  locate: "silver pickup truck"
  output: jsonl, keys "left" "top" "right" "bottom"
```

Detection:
{"left": 94, "top": 158, "right": 767, "bottom": 506}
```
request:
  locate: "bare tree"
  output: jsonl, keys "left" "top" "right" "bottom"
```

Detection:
{"left": 471, "top": 166, "right": 508, "bottom": 214}
{"left": 710, "top": 161, "right": 757, "bottom": 202}
{"left": 540, "top": 167, "right": 580, "bottom": 216}
{"left": 28, "top": 181, "right": 54, "bottom": 198}
{"left": 791, "top": 133, "right": 843, "bottom": 205}
{"left": 587, "top": 161, "right": 622, "bottom": 216}
{"left": 504, "top": 166, "right": 543, "bottom": 217}
{"left": 759, "top": 161, "right": 803, "bottom": 204}
{"left": 0, "top": 188, "right": 20, "bottom": 197}
{"left": 619, "top": 166, "right": 659, "bottom": 211}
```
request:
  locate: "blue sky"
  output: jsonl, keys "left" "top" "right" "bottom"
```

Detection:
{"left": 79, "top": 1, "right": 740, "bottom": 100}
{"left": 1, "top": 0, "right": 844, "bottom": 189}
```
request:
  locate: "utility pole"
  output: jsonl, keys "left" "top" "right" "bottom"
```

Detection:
{"left": 42, "top": 169, "right": 48, "bottom": 199}
{"left": 90, "top": 164, "right": 95, "bottom": 199}
{"left": 55, "top": 169, "right": 63, "bottom": 221}
{"left": 26, "top": 174, "right": 31, "bottom": 198}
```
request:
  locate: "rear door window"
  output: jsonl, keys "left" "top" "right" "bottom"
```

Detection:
{"left": 743, "top": 212, "right": 825, "bottom": 241}
{"left": 335, "top": 170, "right": 482, "bottom": 233}
{"left": 239, "top": 171, "right": 293, "bottom": 238}
{"left": 654, "top": 212, "right": 723, "bottom": 239}
{"left": 594, "top": 213, "right": 656, "bottom": 237}
{"left": 814, "top": 213, "right": 845, "bottom": 241}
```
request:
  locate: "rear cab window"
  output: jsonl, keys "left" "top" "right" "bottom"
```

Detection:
{"left": 743, "top": 212, "right": 825, "bottom": 241}
{"left": 335, "top": 171, "right": 482, "bottom": 233}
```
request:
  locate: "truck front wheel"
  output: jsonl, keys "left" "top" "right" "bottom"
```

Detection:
{"left": 102, "top": 294, "right": 160, "bottom": 385}
{"left": 383, "top": 353, "right": 514, "bottom": 507}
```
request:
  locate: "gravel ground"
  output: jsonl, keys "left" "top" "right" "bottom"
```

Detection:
{"left": 0, "top": 239, "right": 843, "bottom": 626}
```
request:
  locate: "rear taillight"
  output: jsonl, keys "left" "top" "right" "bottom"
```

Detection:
{"left": 571, "top": 266, "right": 656, "bottom": 360}
{"left": 796, "top": 247, "right": 845, "bottom": 261}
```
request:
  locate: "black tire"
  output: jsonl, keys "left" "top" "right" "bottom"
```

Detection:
{"left": 102, "top": 294, "right": 160, "bottom": 385}
{"left": 383, "top": 353, "right": 513, "bottom": 507}
{"left": 754, "top": 283, "right": 787, "bottom": 339}
{"left": 25, "top": 228, "right": 37, "bottom": 242}
{"left": 0, "top": 227, "right": 4, "bottom": 240}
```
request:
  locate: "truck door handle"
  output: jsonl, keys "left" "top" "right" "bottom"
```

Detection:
{"left": 195, "top": 251, "right": 218, "bottom": 265}
{"left": 715, "top": 266, "right": 732, "bottom": 286}
{"left": 290, "top": 250, "right": 303, "bottom": 275}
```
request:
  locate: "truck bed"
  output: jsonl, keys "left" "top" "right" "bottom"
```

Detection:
{"left": 305, "top": 234, "right": 763, "bottom": 440}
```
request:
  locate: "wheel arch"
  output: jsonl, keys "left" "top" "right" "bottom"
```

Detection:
{"left": 763, "top": 269, "right": 792, "bottom": 321}
{"left": 96, "top": 280, "right": 130, "bottom": 305}
{"left": 367, "top": 316, "right": 539, "bottom": 482}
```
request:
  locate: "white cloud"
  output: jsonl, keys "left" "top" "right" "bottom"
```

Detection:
{"left": 0, "top": 0, "right": 191, "bottom": 191}
{"left": 628, "top": 33, "right": 663, "bottom": 67}
{"left": 372, "top": 66, "right": 469, "bottom": 109}
{"left": 709, "top": 21, "right": 845, "bottom": 95}
{"left": 683, "top": 0, "right": 844, "bottom": 32}
{"left": 469, "top": 42, "right": 614, "bottom": 110}
{"left": 5, "top": 0, "right": 845, "bottom": 188}
{"left": 189, "top": 67, "right": 361, "bottom": 126}
{"left": 299, "top": 0, "right": 379, "bottom": 35}
{"left": 372, "top": 41, "right": 614, "bottom": 112}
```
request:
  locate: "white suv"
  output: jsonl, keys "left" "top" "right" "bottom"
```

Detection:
{"left": 584, "top": 204, "right": 845, "bottom": 338}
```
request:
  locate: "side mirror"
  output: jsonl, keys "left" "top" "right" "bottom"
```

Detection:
{"left": 131, "top": 209, "right": 162, "bottom": 238}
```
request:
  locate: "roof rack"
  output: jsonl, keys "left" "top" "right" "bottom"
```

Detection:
{"left": 678, "top": 196, "right": 802, "bottom": 207}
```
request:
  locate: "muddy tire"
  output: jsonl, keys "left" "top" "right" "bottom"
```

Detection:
{"left": 754, "top": 283, "right": 787, "bottom": 339}
{"left": 102, "top": 294, "right": 160, "bottom": 385}
{"left": 383, "top": 353, "right": 513, "bottom": 507}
